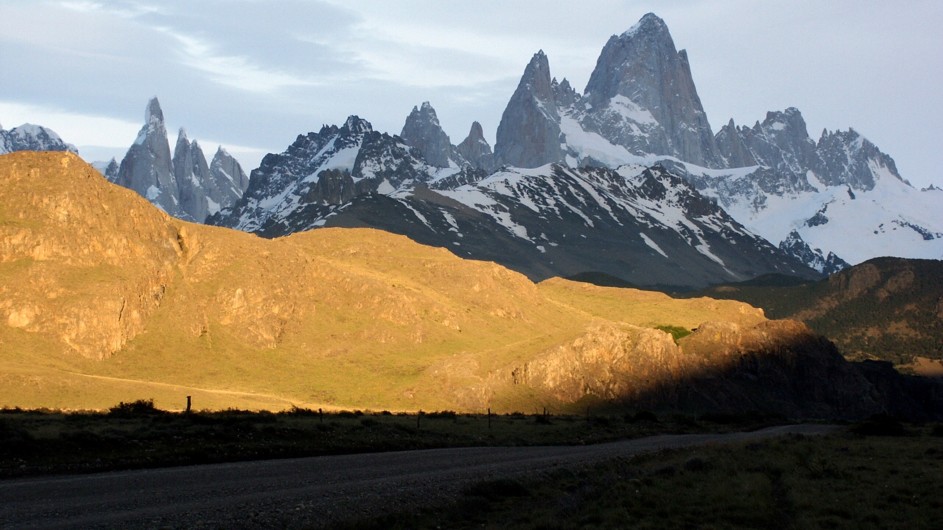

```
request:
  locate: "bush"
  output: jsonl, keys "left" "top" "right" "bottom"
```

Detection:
{"left": 107, "top": 399, "right": 162, "bottom": 417}
{"left": 655, "top": 325, "right": 692, "bottom": 342}
{"left": 851, "top": 414, "right": 907, "bottom": 437}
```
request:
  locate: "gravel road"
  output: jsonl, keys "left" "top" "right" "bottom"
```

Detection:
{"left": 0, "top": 424, "right": 839, "bottom": 529}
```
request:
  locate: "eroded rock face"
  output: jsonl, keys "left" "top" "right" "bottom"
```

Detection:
{"left": 511, "top": 323, "right": 682, "bottom": 403}
{"left": 511, "top": 318, "right": 884, "bottom": 418}
{"left": 1, "top": 153, "right": 179, "bottom": 359}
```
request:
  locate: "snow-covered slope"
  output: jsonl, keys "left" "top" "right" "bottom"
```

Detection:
{"left": 488, "top": 13, "right": 941, "bottom": 268}
{"left": 211, "top": 115, "right": 456, "bottom": 234}
{"left": 211, "top": 112, "right": 816, "bottom": 287}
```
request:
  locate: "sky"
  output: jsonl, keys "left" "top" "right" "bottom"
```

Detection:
{"left": 1, "top": 0, "right": 940, "bottom": 188}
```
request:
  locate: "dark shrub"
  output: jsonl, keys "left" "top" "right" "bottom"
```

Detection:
{"left": 851, "top": 414, "right": 907, "bottom": 436}
{"left": 108, "top": 399, "right": 162, "bottom": 417}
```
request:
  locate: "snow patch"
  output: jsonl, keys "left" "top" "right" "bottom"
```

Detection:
{"left": 639, "top": 233, "right": 668, "bottom": 258}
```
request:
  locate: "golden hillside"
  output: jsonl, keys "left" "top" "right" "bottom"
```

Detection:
{"left": 1, "top": 152, "right": 778, "bottom": 412}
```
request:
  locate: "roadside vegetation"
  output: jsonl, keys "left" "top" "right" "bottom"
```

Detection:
{"left": 344, "top": 418, "right": 943, "bottom": 529}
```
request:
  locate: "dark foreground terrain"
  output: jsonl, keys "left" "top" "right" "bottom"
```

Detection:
{"left": 357, "top": 421, "right": 942, "bottom": 530}
{"left": 1, "top": 406, "right": 941, "bottom": 528}
{"left": 3, "top": 423, "right": 844, "bottom": 529}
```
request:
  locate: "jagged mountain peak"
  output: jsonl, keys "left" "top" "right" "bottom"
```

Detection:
{"left": 577, "top": 13, "right": 722, "bottom": 167}
{"left": 760, "top": 107, "right": 809, "bottom": 135}
{"left": 467, "top": 121, "right": 485, "bottom": 139}
{"left": 145, "top": 96, "right": 164, "bottom": 125}
{"left": 342, "top": 115, "right": 372, "bottom": 135}
{"left": 622, "top": 12, "right": 669, "bottom": 38}
{"left": 494, "top": 49, "right": 563, "bottom": 168}
{"left": 521, "top": 50, "right": 554, "bottom": 96}
{"left": 456, "top": 120, "right": 495, "bottom": 172}
{"left": 113, "top": 98, "right": 249, "bottom": 223}
{"left": 401, "top": 101, "right": 453, "bottom": 168}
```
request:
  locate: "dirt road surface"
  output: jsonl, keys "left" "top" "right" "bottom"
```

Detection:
{"left": 0, "top": 424, "right": 839, "bottom": 528}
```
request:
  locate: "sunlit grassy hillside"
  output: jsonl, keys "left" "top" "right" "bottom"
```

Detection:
{"left": 0, "top": 152, "right": 785, "bottom": 412}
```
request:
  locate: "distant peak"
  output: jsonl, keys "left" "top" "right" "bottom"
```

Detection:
{"left": 145, "top": 97, "right": 163, "bottom": 124}
{"left": 177, "top": 127, "right": 188, "bottom": 140}
{"left": 343, "top": 115, "right": 373, "bottom": 134}
{"left": 524, "top": 50, "right": 551, "bottom": 77}
{"left": 622, "top": 12, "right": 668, "bottom": 38}
{"left": 420, "top": 101, "right": 434, "bottom": 111}
{"left": 468, "top": 121, "right": 484, "bottom": 139}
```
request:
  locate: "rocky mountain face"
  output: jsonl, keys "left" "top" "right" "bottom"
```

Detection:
{"left": 580, "top": 13, "right": 722, "bottom": 168}
{"left": 0, "top": 123, "right": 78, "bottom": 155}
{"left": 180, "top": 12, "right": 939, "bottom": 280}
{"left": 4, "top": 152, "right": 940, "bottom": 419}
{"left": 493, "top": 50, "right": 565, "bottom": 168}
{"left": 116, "top": 98, "right": 180, "bottom": 217}
{"left": 778, "top": 230, "right": 849, "bottom": 275}
{"left": 493, "top": 14, "right": 721, "bottom": 169}
{"left": 93, "top": 158, "right": 120, "bottom": 182}
{"left": 113, "top": 98, "right": 249, "bottom": 222}
{"left": 211, "top": 115, "right": 441, "bottom": 235}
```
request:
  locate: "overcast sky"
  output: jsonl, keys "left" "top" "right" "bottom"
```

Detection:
{"left": 1, "top": 0, "right": 940, "bottom": 188}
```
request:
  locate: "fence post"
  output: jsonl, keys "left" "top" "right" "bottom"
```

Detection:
{"left": 185, "top": 395, "right": 191, "bottom": 414}
{"left": 417, "top": 410, "right": 422, "bottom": 430}
{"left": 487, "top": 407, "right": 492, "bottom": 430}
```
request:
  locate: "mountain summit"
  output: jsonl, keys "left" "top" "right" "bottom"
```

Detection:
{"left": 493, "top": 14, "right": 721, "bottom": 169}
{"left": 114, "top": 98, "right": 249, "bottom": 222}
{"left": 400, "top": 102, "right": 454, "bottom": 168}
{"left": 494, "top": 50, "right": 564, "bottom": 168}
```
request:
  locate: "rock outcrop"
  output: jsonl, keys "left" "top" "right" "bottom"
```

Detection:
{"left": 513, "top": 319, "right": 889, "bottom": 419}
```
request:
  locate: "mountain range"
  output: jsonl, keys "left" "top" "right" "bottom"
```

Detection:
{"left": 99, "top": 98, "right": 251, "bottom": 223}
{"left": 8, "top": 13, "right": 942, "bottom": 288}
{"left": 209, "top": 13, "right": 938, "bottom": 286}
{"left": 0, "top": 123, "right": 77, "bottom": 155}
